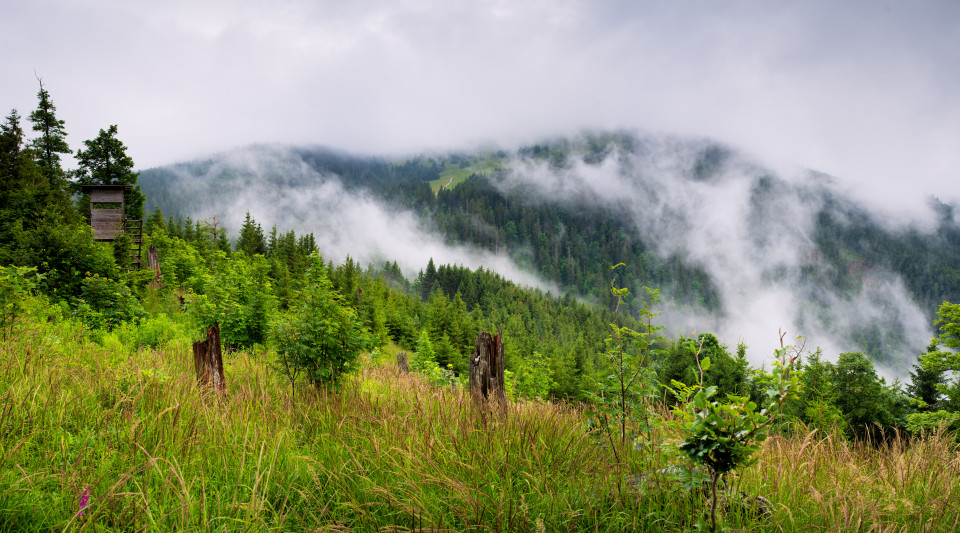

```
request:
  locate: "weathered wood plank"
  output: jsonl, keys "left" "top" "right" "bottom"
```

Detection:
{"left": 91, "top": 209, "right": 124, "bottom": 221}
{"left": 90, "top": 189, "right": 125, "bottom": 203}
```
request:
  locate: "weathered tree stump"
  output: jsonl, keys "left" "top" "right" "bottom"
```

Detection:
{"left": 469, "top": 329, "right": 505, "bottom": 404}
{"left": 397, "top": 351, "right": 409, "bottom": 374}
{"left": 147, "top": 245, "right": 161, "bottom": 289}
{"left": 193, "top": 323, "right": 225, "bottom": 393}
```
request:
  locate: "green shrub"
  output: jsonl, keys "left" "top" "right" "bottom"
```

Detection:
{"left": 189, "top": 250, "right": 276, "bottom": 349}
{"left": 114, "top": 312, "right": 189, "bottom": 349}
{"left": 77, "top": 274, "right": 146, "bottom": 330}
{"left": 144, "top": 227, "right": 204, "bottom": 288}
{"left": 28, "top": 223, "right": 118, "bottom": 300}
{"left": 272, "top": 254, "right": 370, "bottom": 389}
{"left": 0, "top": 264, "right": 42, "bottom": 340}
{"left": 411, "top": 329, "right": 455, "bottom": 388}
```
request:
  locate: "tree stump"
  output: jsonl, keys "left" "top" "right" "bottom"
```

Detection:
{"left": 469, "top": 329, "right": 505, "bottom": 404}
{"left": 193, "top": 323, "right": 225, "bottom": 393}
{"left": 147, "top": 245, "right": 161, "bottom": 289}
{"left": 397, "top": 351, "right": 409, "bottom": 374}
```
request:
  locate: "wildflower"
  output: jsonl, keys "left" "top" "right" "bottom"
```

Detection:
{"left": 77, "top": 486, "right": 90, "bottom": 518}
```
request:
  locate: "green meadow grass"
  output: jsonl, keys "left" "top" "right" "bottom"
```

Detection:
{"left": 2, "top": 313, "right": 959, "bottom": 531}
{"left": 429, "top": 158, "right": 505, "bottom": 194}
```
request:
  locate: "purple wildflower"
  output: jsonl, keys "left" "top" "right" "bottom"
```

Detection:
{"left": 77, "top": 486, "right": 90, "bottom": 517}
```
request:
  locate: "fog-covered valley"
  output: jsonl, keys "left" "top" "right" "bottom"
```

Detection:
{"left": 137, "top": 132, "right": 960, "bottom": 376}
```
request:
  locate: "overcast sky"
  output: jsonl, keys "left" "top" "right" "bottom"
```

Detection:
{"left": 3, "top": 0, "right": 958, "bottom": 216}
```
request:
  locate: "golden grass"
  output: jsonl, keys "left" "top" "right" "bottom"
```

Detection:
{"left": 2, "top": 316, "right": 960, "bottom": 531}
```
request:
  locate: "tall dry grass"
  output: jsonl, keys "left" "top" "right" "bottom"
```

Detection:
{"left": 1, "top": 315, "right": 959, "bottom": 531}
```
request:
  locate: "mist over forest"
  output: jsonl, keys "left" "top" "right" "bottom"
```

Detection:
{"left": 139, "top": 131, "right": 960, "bottom": 376}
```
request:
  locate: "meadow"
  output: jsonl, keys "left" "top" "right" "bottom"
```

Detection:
{"left": 2, "top": 305, "right": 959, "bottom": 532}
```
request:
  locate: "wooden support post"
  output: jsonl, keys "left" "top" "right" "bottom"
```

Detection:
{"left": 397, "top": 351, "right": 409, "bottom": 375}
{"left": 193, "top": 323, "right": 225, "bottom": 393}
{"left": 469, "top": 329, "right": 505, "bottom": 404}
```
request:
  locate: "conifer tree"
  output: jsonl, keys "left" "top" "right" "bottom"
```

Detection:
{"left": 420, "top": 257, "right": 437, "bottom": 301}
{"left": 237, "top": 211, "right": 266, "bottom": 256}
{"left": 28, "top": 79, "right": 71, "bottom": 186}
{"left": 74, "top": 125, "right": 146, "bottom": 219}
{"left": 1, "top": 108, "right": 75, "bottom": 232}
{"left": 0, "top": 109, "right": 28, "bottom": 188}
{"left": 145, "top": 203, "right": 166, "bottom": 234}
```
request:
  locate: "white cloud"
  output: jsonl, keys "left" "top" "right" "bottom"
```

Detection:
{"left": 2, "top": 1, "right": 957, "bottom": 217}
{"left": 163, "top": 145, "right": 560, "bottom": 293}
{"left": 498, "top": 137, "right": 932, "bottom": 375}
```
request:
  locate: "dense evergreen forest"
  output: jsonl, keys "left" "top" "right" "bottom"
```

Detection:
{"left": 140, "top": 134, "right": 960, "bottom": 369}
{"left": 6, "top": 81, "right": 960, "bottom": 531}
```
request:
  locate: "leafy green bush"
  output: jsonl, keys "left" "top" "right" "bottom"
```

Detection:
{"left": 144, "top": 227, "right": 206, "bottom": 288}
{"left": 512, "top": 350, "right": 555, "bottom": 400}
{"left": 113, "top": 312, "right": 189, "bottom": 349}
{"left": 190, "top": 250, "right": 276, "bottom": 349}
{"left": 671, "top": 336, "right": 801, "bottom": 533}
{"left": 272, "top": 254, "right": 370, "bottom": 389}
{"left": 27, "top": 223, "right": 118, "bottom": 300}
{"left": 77, "top": 273, "right": 146, "bottom": 330}
{"left": 0, "top": 265, "right": 42, "bottom": 339}
{"left": 410, "top": 329, "right": 456, "bottom": 388}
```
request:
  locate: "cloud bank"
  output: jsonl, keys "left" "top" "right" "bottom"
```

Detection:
{"left": 496, "top": 136, "right": 933, "bottom": 376}
{"left": 155, "top": 145, "right": 559, "bottom": 294}
{"left": 3, "top": 1, "right": 958, "bottom": 222}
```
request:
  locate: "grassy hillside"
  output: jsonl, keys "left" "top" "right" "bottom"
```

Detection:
{"left": 429, "top": 155, "right": 505, "bottom": 194}
{"left": 2, "top": 301, "right": 959, "bottom": 531}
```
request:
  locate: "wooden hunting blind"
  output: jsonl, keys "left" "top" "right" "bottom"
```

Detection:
{"left": 81, "top": 184, "right": 131, "bottom": 241}
{"left": 80, "top": 184, "right": 143, "bottom": 269}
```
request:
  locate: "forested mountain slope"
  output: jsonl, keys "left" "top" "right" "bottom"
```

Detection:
{"left": 139, "top": 132, "right": 960, "bottom": 373}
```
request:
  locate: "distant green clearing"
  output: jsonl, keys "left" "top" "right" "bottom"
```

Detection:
{"left": 430, "top": 157, "right": 505, "bottom": 194}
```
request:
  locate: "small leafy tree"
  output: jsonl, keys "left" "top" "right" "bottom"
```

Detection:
{"left": 671, "top": 331, "right": 801, "bottom": 533}
{"left": 191, "top": 250, "right": 276, "bottom": 349}
{"left": 593, "top": 264, "right": 662, "bottom": 448}
{"left": 272, "top": 253, "right": 370, "bottom": 389}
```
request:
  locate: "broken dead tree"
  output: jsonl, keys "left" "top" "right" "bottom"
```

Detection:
{"left": 469, "top": 329, "right": 505, "bottom": 405}
{"left": 397, "top": 351, "right": 409, "bottom": 375}
{"left": 147, "top": 245, "right": 161, "bottom": 289}
{"left": 193, "top": 323, "right": 225, "bottom": 393}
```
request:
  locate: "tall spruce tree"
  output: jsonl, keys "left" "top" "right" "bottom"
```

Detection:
{"left": 420, "top": 257, "right": 437, "bottom": 301}
{"left": 237, "top": 211, "right": 267, "bottom": 256}
{"left": 28, "top": 79, "right": 71, "bottom": 186}
{"left": 1, "top": 108, "right": 74, "bottom": 229}
{"left": 0, "top": 109, "right": 27, "bottom": 188}
{"left": 75, "top": 124, "right": 145, "bottom": 220}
